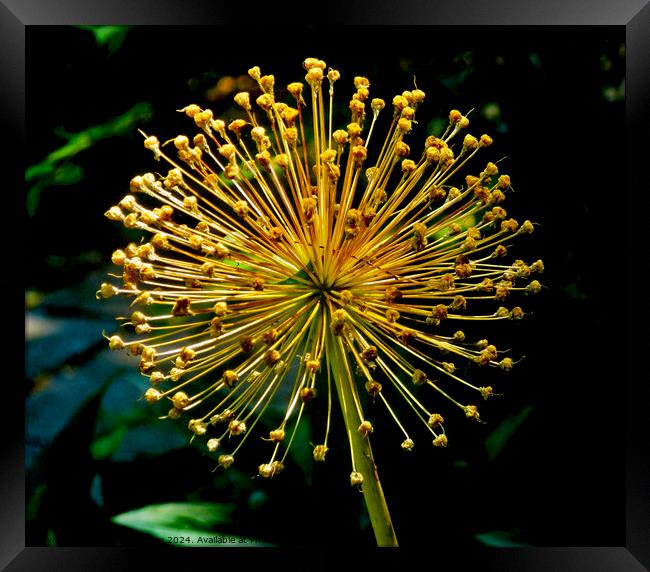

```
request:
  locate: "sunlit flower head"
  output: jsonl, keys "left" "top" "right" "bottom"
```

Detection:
{"left": 99, "top": 57, "right": 542, "bottom": 485}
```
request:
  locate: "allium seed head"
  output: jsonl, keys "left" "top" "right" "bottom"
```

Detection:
{"left": 100, "top": 57, "right": 539, "bottom": 489}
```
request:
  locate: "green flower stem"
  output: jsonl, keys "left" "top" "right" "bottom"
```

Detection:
{"left": 346, "top": 407, "right": 399, "bottom": 547}
{"left": 329, "top": 332, "right": 399, "bottom": 547}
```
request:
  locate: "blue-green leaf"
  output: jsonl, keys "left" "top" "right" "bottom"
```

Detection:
{"left": 475, "top": 530, "right": 530, "bottom": 547}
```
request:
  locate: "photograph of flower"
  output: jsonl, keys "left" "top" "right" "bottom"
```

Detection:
{"left": 26, "top": 24, "right": 625, "bottom": 550}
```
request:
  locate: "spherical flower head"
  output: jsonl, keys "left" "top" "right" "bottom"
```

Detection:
{"left": 100, "top": 57, "right": 540, "bottom": 490}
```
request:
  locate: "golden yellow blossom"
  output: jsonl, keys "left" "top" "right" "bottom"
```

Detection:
{"left": 99, "top": 57, "right": 541, "bottom": 546}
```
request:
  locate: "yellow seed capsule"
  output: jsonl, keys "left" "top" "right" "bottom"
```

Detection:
{"left": 228, "top": 119, "right": 247, "bottom": 136}
{"left": 365, "top": 380, "right": 382, "bottom": 396}
{"left": 228, "top": 419, "right": 247, "bottom": 435}
{"left": 442, "top": 362, "right": 456, "bottom": 374}
{"left": 268, "top": 227, "right": 284, "bottom": 241}
{"left": 174, "top": 135, "right": 190, "bottom": 149}
{"left": 531, "top": 259, "right": 545, "bottom": 273}
{"left": 287, "top": 82, "right": 304, "bottom": 97}
{"left": 358, "top": 421, "right": 374, "bottom": 437}
{"left": 234, "top": 91, "right": 251, "bottom": 110}
{"left": 130, "top": 311, "right": 147, "bottom": 326}
{"left": 327, "top": 69, "right": 340, "bottom": 83}
{"left": 433, "top": 434, "right": 448, "bottom": 447}
{"left": 305, "top": 67, "right": 324, "bottom": 87}
{"left": 480, "top": 134, "right": 493, "bottom": 146}
{"left": 385, "top": 308, "right": 400, "bottom": 323}
{"left": 213, "top": 301, "right": 228, "bottom": 317}
{"left": 264, "top": 349, "right": 281, "bottom": 366}
{"left": 510, "top": 307, "right": 524, "bottom": 320}
{"left": 111, "top": 249, "right": 126, "bottom": 266}
{"left": 333, "top": 129, "right": 348, "bottom": 145}
{"left": 400, "top": 106, "right": 415, "bottom": 120}
{"left": 271, "top": 461, "right": 284, "bottom": 475}
{"left": 105, "top": 206, "right": 123, "bottom": 221}
{"left": 218, "top": 454, "right": 234, "bottom": 469}
{"left": 349, "top": 98, "right": 365, "bottom": 117}
{"left": 171, "top": 391, "right": 189, "bottom": 409}
{"left": 463, "top": 134, "right": 479, "bottom": 150}
{"left": 119, "top": 194, "right": 137, "bottom": 211}
{"left": 313, "top": 444, "right": 329, "bottom": 462}
{"left": 172, "top": 297, "right": 193, "bottom": 316}
{"left": 306, "top": 359, "right": 320, "bottom": 373}
{"left": 303, "top": 58, "right": 327, "bottom": 70}
{"left": 397, "top": 118, "right": 412, "bottom": 133}
{"left": 151, "top": 234, "right": 169, "bottom": 250}
{"left": 188, "top": 419, "right": 207, "bottom": 435}
{"left": 412, "top": 89, "right": 425, "bottom": 104}
{"left": 222, "top": 370, "right": 239, "bottom": 389}
{"left": 401, "top": 159, "right": 416, "bottom": 173}
{"left": 140, "top": 346, "right": 157, "bottom": 363}
{"left": 207, "top": 438, "right": 220, "bottom": 452}
{"left": 412, "top": 369, "right": 428, "bottom": 386}
{"left": 209, "top": 317, "right": 224, "bottom": 337}
{"left": 233, "top": 200, "right": 249, "bottom": 218}
{"left": 351, "top": 145, "right": 367, "bottom": 163}
{"left": 123, "top": 214, "right": 139, "bottom": 229}
{"left": 300, "top": 387, "right": 316, "bottom": 403}
{"left": 143, "top": 388, "right": 161, "bottom": 403}
{"left": 464, "top": 405, "right": 480, "bottom": 421}
{"left": 479, "top": 386, "right": 494, "bottom": 400}
{"left": 97, "top": 283, "right": 118, "bottom": 299}
{"left": 258, "top": 463, "right": 274, "bottom": 478}
{"left": 269, "top": 428, "right": 285, "bottom": 442}
{"left": 526, "top": 280, "right": 542, "bottom": 294}
{"left": 167, "top": 407, "right": 183, "bottom": 420}
{"left": 449, "top": 109, "right": 462, "bottom": 123}
{"left": 350, "top": 472, "right": 364, "bottom": 486}
{"left": 284, "top": 127, "right": 298, "bottom": 146}
{"left": 520, "top": 220, "right": 535, "bottom": 234}
{"left": 401, "top": 439, "right": 415, "bottom": 451}
{"left": 149, "top": 371, "right": 165, "bottom": 386}
{"left": 371, "top": 98, "right": 385, "bottom": 114}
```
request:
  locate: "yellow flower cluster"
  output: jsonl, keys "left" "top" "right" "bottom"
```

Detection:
{"left": 99, "top": 57, "right": 542, "bottom": 484}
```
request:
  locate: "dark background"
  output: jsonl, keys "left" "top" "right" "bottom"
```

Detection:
{"left": 25, "top": 25, "right": 625, "bottom": 548}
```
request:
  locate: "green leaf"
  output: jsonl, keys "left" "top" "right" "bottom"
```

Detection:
{"left": 278, "top": 261, "right": 314, "bottom": 285}
{"left": 284, "top": 416, "right": 313, "bottom": 482}
{"left": 485, "top": 405, "right": 533, "bottom": 461}
{"left": 26, "top": 483, "right": 48, "bottom": 521}
{"left": 474, "top": 530, "right": 530, "bottom": 547}
{"left": 25, "top": 102, "right": 153, "bottom": 215}
{"left": 90, "top": 425, "right": 127, "bottom": 460}
{"left": 220, "top": 257, "right": 255, "bottom": 272}
{"left": 426, "top": 117, "right": 447, "bottom": 137}
{"left": 77, "top": 26, "right": 131, "bottom": 55}
{"left": 111, "top": 502, "right": 271, "bottom": 547}
{"left": 26, "top": 102, "right": 153, "bottom": 183}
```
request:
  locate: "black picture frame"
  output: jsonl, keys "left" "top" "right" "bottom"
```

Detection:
{"left": 9, "top": 0, "right": 649, "bottom": 570}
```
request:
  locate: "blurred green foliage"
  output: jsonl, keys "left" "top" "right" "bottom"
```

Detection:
{"left": 485, "top": 406, "right": 534, "bottom": 461}
{"left": 26, "top": 101, "right": 153, "bottom": 216}
{"left": 77, "top": 26, "right": 132, "bottom": 55}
